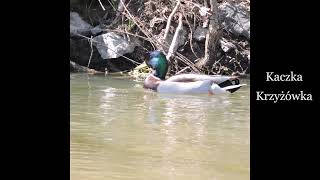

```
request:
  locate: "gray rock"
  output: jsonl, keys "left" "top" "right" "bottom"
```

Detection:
{"left": 70, "top": 12, "right": 93, "bottom": 36}
{"left": 218, "top": 2, "right": 250, "bottom": 39}
{"left": 193, "top": 27, "right": 208, "bottom": 42}
{"left": 91, "top": 25, "right": 104, "bottom": 35}
{"left": 220, "top": 38, "right": 237, "bottom": 52}
{"left": 174, "top": 27, "right": 187, "bottom": 51}
{"left": 70, "top": 61, "right": 90, "bottom": 72}
{"left": 159, "top": 26, "right": 187, "bottom": 52}
{"left": 92, "top": 32, "right": 138, "bottom": 59}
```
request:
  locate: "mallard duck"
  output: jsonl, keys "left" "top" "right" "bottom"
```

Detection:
{"left": 143, "top": 50, "right": 246, "bottom": 94}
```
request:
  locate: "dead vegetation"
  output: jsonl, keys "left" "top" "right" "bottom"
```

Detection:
{"left": 70, "top": 0, "right": 250, "bottom": 77}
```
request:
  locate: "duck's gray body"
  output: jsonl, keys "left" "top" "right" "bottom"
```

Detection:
{"left": 157, "top": 80, "right": 214, "bottom": 94}
{"left": 157, "top": 79, "right": 244, "bottom": 94}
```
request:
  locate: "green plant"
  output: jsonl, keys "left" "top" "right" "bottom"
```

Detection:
{"left": 127, "top": 18, "right": 135, "bottom": 31}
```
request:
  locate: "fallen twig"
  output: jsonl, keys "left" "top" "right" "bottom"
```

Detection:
{"left": 176, "top": 52, "right": 200, "bottom": 73}
{"left": 70, "top": 60, "right": 101, "bottom": 74}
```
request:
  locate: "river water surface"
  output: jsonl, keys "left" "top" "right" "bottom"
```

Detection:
{"left": 70, "top": 73, "right": 250, "bottom": 180}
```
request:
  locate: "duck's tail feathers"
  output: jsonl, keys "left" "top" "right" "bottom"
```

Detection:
{"left": 223, "top": 84, "right": 246, "bottom": 93}
{"left": 218, "top": 78, "right": 239, "bottom": 87}
{"left": 218, "top": 78, "right": 243, "bottom": 93}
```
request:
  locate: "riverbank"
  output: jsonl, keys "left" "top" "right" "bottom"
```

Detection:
{"left": 70, "top": 0, "right": 250, "bottom": 77}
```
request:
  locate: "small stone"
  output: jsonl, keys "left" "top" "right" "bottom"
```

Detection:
{"left": 193, "top": 27, "right": 208, "bottom": 42}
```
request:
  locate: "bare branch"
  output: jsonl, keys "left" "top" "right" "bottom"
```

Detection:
{"left": 106, "top": 0, "right": 116, "bottom": 11}
{"left": 196, "top": 0, "right": 221, "bottom": 69}
{"left": 176, "top": 66, "right": 190, "bottom": 75}
{"left": 166, "top": 13, "right": 183, "bottom": 61}
{"left": 119, "top": 0, "right": 157, "bottom": 49}
{"left": 105, "top": 0, "right": 126, "bottom": 28}
{"left": 97, "top": 0, "right": 106, "bottom": 11}
{"left": 163, "top": 0, "right": 181, "bottom": 41}
{"left": 182, "top": 11, "right": 199, "bottom": 59}
{"left": 205, "top": 0, "right": 220, "bottom": 60}
{"left": 87, "top": 35, "right": 93, "bottom": 68}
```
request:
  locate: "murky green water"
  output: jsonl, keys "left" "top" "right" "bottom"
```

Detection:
{"left": 70, "top": 73, "right": 250, "bottom": 180}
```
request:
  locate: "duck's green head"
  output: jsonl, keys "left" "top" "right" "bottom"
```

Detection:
{"left": 146, "top": 50, "right": 169, "bottom": 80}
